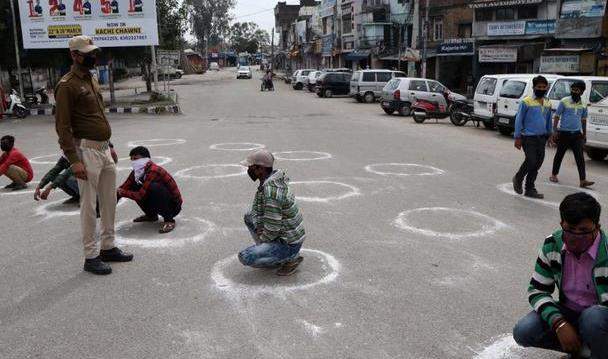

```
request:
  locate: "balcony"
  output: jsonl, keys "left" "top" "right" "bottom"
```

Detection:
{"left": 361, "top": 0, "right": 389, "bottom": 14}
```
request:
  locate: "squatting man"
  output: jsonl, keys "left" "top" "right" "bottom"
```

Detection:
{"left": 238, "top": 149, "right": 306, "bottom": 276}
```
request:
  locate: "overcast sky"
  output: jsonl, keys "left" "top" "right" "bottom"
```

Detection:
{"left": 233, "top": 0, "right": 299, "bottom": 35}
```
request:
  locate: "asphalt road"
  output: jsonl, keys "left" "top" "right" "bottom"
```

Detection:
{"left": 2, "top": 68, "right": 608, "bottom": 359}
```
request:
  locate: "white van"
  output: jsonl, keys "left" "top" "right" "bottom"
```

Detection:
{"left": 350, "top": 69, "right": 407, "bottom": 103}
{"left": 495, "top": 74, "right": 562, "bottom": 136}
{"left": 473, "top": 74, "right": 527, "bottom": 129}
{"left": 548, "top": 76, "right": 608, "bottom": 110}
{"left": 585, "top": 98, "right": 608, "bottom": 161}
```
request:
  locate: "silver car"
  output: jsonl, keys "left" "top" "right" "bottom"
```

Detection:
{"left": 350, "top": 69, "right": 407, "bottom": 103}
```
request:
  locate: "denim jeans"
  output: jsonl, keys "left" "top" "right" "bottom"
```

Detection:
{"left": 515, "top": 135, "right": 547, "bottom": 193}
{"left": 132, "top": 182, "right": 181, "bottom": 222}
{"left": 58, "top": 176, "right": 80, "bottom": 199}
{"left": 513, "top": 305, "right": 608, "bottom": 359}
{"left": 238, "top": 212, "right": 302, "bottom": 268}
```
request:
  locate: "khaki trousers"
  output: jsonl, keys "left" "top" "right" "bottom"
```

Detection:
{"left": 5, "top": 165, "right": 28, "bottom": 184}
{"left": 76, "top": 140, "right": 117, "bottom": 259}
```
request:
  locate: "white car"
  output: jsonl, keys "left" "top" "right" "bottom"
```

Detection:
{"left": 306, "top": 71, "right": 322, "bottom": 92}
{"left": 473, "top": 74, "right": 529, "bottom": 129}
{"left": 586, "top": 98, "right": 608, "bottom": 161}
{"left": 237, "top": 66, "right": 252, "bottom": 79}
{"left": 495, "top": 74, "right": 562, "bottom": 136}
{"left": 209, "top": 62, "right": 220, "bottom": 71}
{"left": 291, "top": 69, "right": 314, "bottom": 90}
{"left": 380, "top": 77, "right": 462, "bottom": 116}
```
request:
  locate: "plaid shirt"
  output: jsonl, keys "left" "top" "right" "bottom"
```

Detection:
{"left": 118, "top": 161, "right": 182, "bottom": 205}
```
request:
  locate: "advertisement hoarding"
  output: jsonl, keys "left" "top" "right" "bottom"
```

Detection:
{"left": 18, "top": 0, "right": 159, "bottom": 49}
{"left": 437, "top": 38, "right": 475, "bottom": 56}
{"left": 560, "top": 0, "right": 607, "bottom": 18}
{"left": 539, "top": 55, "right": 581, "bottom": 73}
{"left": 479, "top": 47, "right": 518, "bottom": 63}
{"left": 487, "top": 21, "right": 526, "bottom": 36}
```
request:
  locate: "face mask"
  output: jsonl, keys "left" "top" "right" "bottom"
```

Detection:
{"left": 131, "top": 158, "right": 150, "bottom": 184}
{"left": 247, "top": 167, "right": 257, "bottom": 182}
{"left": 81, "top": 55, "right": 96, "bottom": 69}
{"left": 571, "top": 92, "right": 582, "bottom": 102}
{"left": 563, "top": 228, "right": 597, "bottom": 255}
{"left": 534, "top": 89, "right": 547, "bottom": 98}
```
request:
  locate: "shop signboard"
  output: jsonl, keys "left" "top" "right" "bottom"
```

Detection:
{"left": 539, "top": 55, "right": 581, "bottom": 73}
{"left": 319, "top": 0, "right": 336, "bottom": 18}
{"left": 321, "top": 34, "right": 333, "bottom": 56}
{"left": 437, "top": 38, "right": 475, "bottom": 56}
{"left": 469, "top": 0, "right": 542, "bottom": 8}
{"left": 525, "top": 20, "right": 556, "bottom": 34}
{"left": 557, "top": 0, "right": 607, "bottom": 38}
{"left": 479, "top": 47, "right": 518, "bottom": 63}
{"left": 560, "top": 0, "right": 607, "bottom": 18}
{"left": 296, "top": 20, "right": 307, "bottom": 44}
{"left": 487, "top": 21, "right": 526, "bottom": 36}
{"left": 157, "top": 49, "right": 180, "bottom": 66}
{"left": 18, "top": 0, "right": 159, "bottom": 49}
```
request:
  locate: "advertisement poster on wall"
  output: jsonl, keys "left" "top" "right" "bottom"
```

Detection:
{"left": 18, "top": 0, "right": 159, "bottom": 49}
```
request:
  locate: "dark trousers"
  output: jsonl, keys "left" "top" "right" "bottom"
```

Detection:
{"left": 552, "top": 131, "right": 586, "bottom": 181}
{"left": 58, "top": 176, "right": 80, "bottom": 199}
{"left": 134, "top": 182, "right": 181, "bottom": 222}
{"left": 515, "top": 136, "right": 547, "bottom": 192}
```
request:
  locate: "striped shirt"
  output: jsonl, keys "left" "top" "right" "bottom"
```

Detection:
{"left": 527, "top": 230, "right": 608, "bottom": 326}
{"left": 250, "top": 169, "right": 305, "bottom": 244}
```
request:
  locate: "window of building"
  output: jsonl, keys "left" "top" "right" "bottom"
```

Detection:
{"left": 432, "top": 17, "right": 443, "bottom": 41}
{"left": 518, "top": 5, "right": 538, "bottom": 19}
{"left": 476, "top": 8, "right": 493, "bottom": 22}
{"left": 458, "top": 23, "right": 472, "bottom": 38}
{"left": 342, "top": 14, "right": 352, "bottom": 34}
{"left": 496, "top": 8, "right": 515, "bottom": 21}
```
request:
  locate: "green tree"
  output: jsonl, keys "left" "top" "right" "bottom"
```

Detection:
{"left": 186, "top": 0, "right": 235, "bottom": 58}
{"left": 229, "top": 22, "right": 270, "bottom": 54}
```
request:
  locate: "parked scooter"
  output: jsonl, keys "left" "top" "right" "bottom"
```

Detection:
{"left": 24, "top": 87, "right": 49, "bottom": 106}
{"left": 2, "top": 89, "right": 29, "bottom": 119}
{"left": 411, "top": 91, "right": 468, "bottom": 125}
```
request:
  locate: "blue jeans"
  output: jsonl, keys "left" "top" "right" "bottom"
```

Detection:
{"left": 513, "top": 305, "right": 608, "bottom": 358}
{"left": 238, "top": 212, "right": 302, "bottom": 268}
{"left": 58, "top": 176, "right": 80, "bottom": 199}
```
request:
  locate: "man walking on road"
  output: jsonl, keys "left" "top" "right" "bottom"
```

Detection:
{"left": 513, "top": 75, "right": 553, "bottom": 199}
{"left": 238, "top": 149, "right": 306, "bottom": 276}
{"left": 54, "top": 35, "right": 132, "bottom": 275}
{"left": 550, "top": 81, "right": 595, "bottom": 189}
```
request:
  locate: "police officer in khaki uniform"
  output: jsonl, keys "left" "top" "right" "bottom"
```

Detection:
{"left": 55, "top": 35, "right": 133, "bottom": 275}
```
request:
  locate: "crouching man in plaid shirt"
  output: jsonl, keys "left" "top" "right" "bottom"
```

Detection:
{"left": 117, "top": 146, "right": 183, "bottom": 234}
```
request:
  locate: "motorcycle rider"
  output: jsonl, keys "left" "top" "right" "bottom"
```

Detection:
{"left": 262, "top": 70, "right": 274, "bottom": 91}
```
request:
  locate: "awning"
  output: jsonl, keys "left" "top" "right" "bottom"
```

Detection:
{"left": 344, "top": 49, "right": 371, "bottom": 61}
{"left": 379, "top": 48, "right": 421, "bottom": 62}
{"left": 543, "top": 48, "right": 593, "bottom": 53}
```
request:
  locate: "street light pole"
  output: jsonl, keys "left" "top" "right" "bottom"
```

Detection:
{"left": 271, "top": 27, "right": 275, "bottom": 71}
{"left": 421, "top": 0, "right": 429, "bottom": 78}
{"left": 9, "top": 0, "right": 24, "bottom": 98}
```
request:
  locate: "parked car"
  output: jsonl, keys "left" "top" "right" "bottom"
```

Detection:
{"left": 473, "top": 74, "right": 527, "bottom": 129}
{"left": 306, "top": 71, "right": 323, "bottom": 92}
{"left": 291, "top": 69, "right": 314, "bottom": 90}
{"left": 237, "top": 66, "right": 252, "bottom": 79}
{"left": 585, "top": 98, "right": 608, "bottom": 161}
{"left": 142, "top": 66, "right": 183, "bottom": 81}
{"left": 495, "top": 74, "right": 562, "bottom": 136}
{"left": 209, "top": 62, "right": 220, "bottom": 71}
{"left": 548, "top": 76, "right": 608, "bottom": 110}
{"left": 380, "top": 77, "right": 454, "bottom": 116}
{"left": 350, "top": 69, "right": 407, "bottom": 103}
{"left": 321, "top": 68, "right": 352, "bottom": 73}
{"left": 316, "top": 72, "right": 351, "bottom": 98}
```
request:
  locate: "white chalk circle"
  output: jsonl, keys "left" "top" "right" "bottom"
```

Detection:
{"left": 30, "top": 154, "right": 58, "bottom": 165}
{"left": 291, "top": 181, "right": 361, "bottom": 203}
{"left": 116, "top": 156, "right": 173, "bottom": 171}
{"left": 0, "top": 181, "right": 41, "bottom": 196}
{"left": 473, "top": 334, "right": 522, "bottom": 359}
{"left": 273, "top": 151, "right": 332, "bottom": 161}
{"left": 393, "top": 207, "right": 507, "bottom": 240}
{"left": 115, "top": 217, "right": 216, "bottom": 248}
{"left": 127, "top": 138, "right": 186, "bottom": 148}
{"left": 174, "top": 164, "right": 247, "bottom": 180}
{"left": 497, "top": 182, "right": 599, "bottom": 208}
{"left": 35, "top": 197, "right": 126, "bottom": 219}
{"left": 209, "top": 143, "right": 265, "bottom": 151}
{"left": 365, "top": 163, "right": 446, "bottom": 177}
{"left": 211, "top": 249, "right": 341, "bottom": 296}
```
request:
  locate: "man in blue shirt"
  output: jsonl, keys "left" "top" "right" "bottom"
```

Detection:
{"left": 513, "top": 76, "right": 553, "bottom": 199}
{"left": 550, "top": 81, "right": 595, "bottom": 189}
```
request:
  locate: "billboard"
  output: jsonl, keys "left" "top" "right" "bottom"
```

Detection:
{"left": 560, "top": 0, "right": 607, "bottom": 18}
{"left": 17, "top": 0, "right": 159, "bottom": 49}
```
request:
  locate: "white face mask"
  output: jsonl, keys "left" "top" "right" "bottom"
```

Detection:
{"left": 131, "top": 158, "right": 150, "bottom": 184}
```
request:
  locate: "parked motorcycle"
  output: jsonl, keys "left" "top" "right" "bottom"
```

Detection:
{"left": 24, "top": 87, "right": 49, "bottom": 106}
{"left": 2, "top": 89, "right": 29, "bottom": 119}
{"left": 449, "top": 98, "right": 475, "bottom": 127}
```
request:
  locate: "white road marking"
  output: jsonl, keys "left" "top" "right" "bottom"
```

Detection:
{"left": 115, "top": 156, "right": 173, "bottom": 171}
{"left": 0, "top": 181, "right": 41, "bottom": 196}
{"left": 174, "top": 164, "right": 247, "bottom": 180}
{"left": 211, "top": 249, "right": 341, "bottom": 297}
{"left": 209, "top": 142, "right": 265, "bottom": 151}
{"left": 296, "top": 319, "right": 326, "bottom": 337}
{"left": 393, "top": 207, "right": 507, "bottom": 240}
{"left": 290, "top": 180, "right": 361, "bottom": 203}
{"left": 471, "top": 334, "right": 521, "bottom": 359}
{"left": 127, "top": 138, "right": 187, "bottom": 147}
{"left": 30, "top": 154, "right": 58, "bottom": 165}
{"left": 35, "top": 197, "right": 126, "bottom": 219}
{"left": 497, "top": 182, "right": 599, "bottom": 208}
{"left": 115, "top": 217, "right": 216, "bottom": 248}
{"left": 364, "top": 163, "right": 446, "bottom": 177}
{"left": 273, "top": 151, "right": 332, "bottom": 161}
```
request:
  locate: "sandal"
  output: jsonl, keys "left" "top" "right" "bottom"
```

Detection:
{"left": 159, "top": 221, "right": 176, "bottom": 234}
{"left": 133, "top": 215, "right": 158, "bottom": 223}
{"left": 549, "top": 176, "right": 559, "bottom": 183}
{"left": 276, "top": 256, "right": 304, "bottom": 276}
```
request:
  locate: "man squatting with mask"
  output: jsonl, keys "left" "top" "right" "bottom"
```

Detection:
{"left": 55, "top": 35, "right": 132, "bottom": 275}
{"left": 238, "top": 149, "right": 306, "bottom": 276}
{"left": 117, "top": 146, "right": 182, "bottom": 234}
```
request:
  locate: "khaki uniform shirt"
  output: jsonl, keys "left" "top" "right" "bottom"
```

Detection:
{"left": 54, "top": 64, "right": 111, "bottom": 164}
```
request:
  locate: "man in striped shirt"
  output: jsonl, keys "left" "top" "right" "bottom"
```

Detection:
{"left": 238, "top": 149, "right": 306, "bottom": 276}
{"left": 513, "top": 193, "right": 608, "bottom": 358}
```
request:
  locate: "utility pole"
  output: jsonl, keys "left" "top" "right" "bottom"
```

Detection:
{"left": 150, "top": 45, "right": 159, "bottom": 92}
{"left": 271, "top": 27, "right": 275, "bottom": 71}
{"left": 421, "top": 0, "right": 429, "bottom": 78}
{"left": 9, "top": 0, "right": 24, "bottom": 98}
{"left": 397, "top": 23, "right": 402, "bottom": 71}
